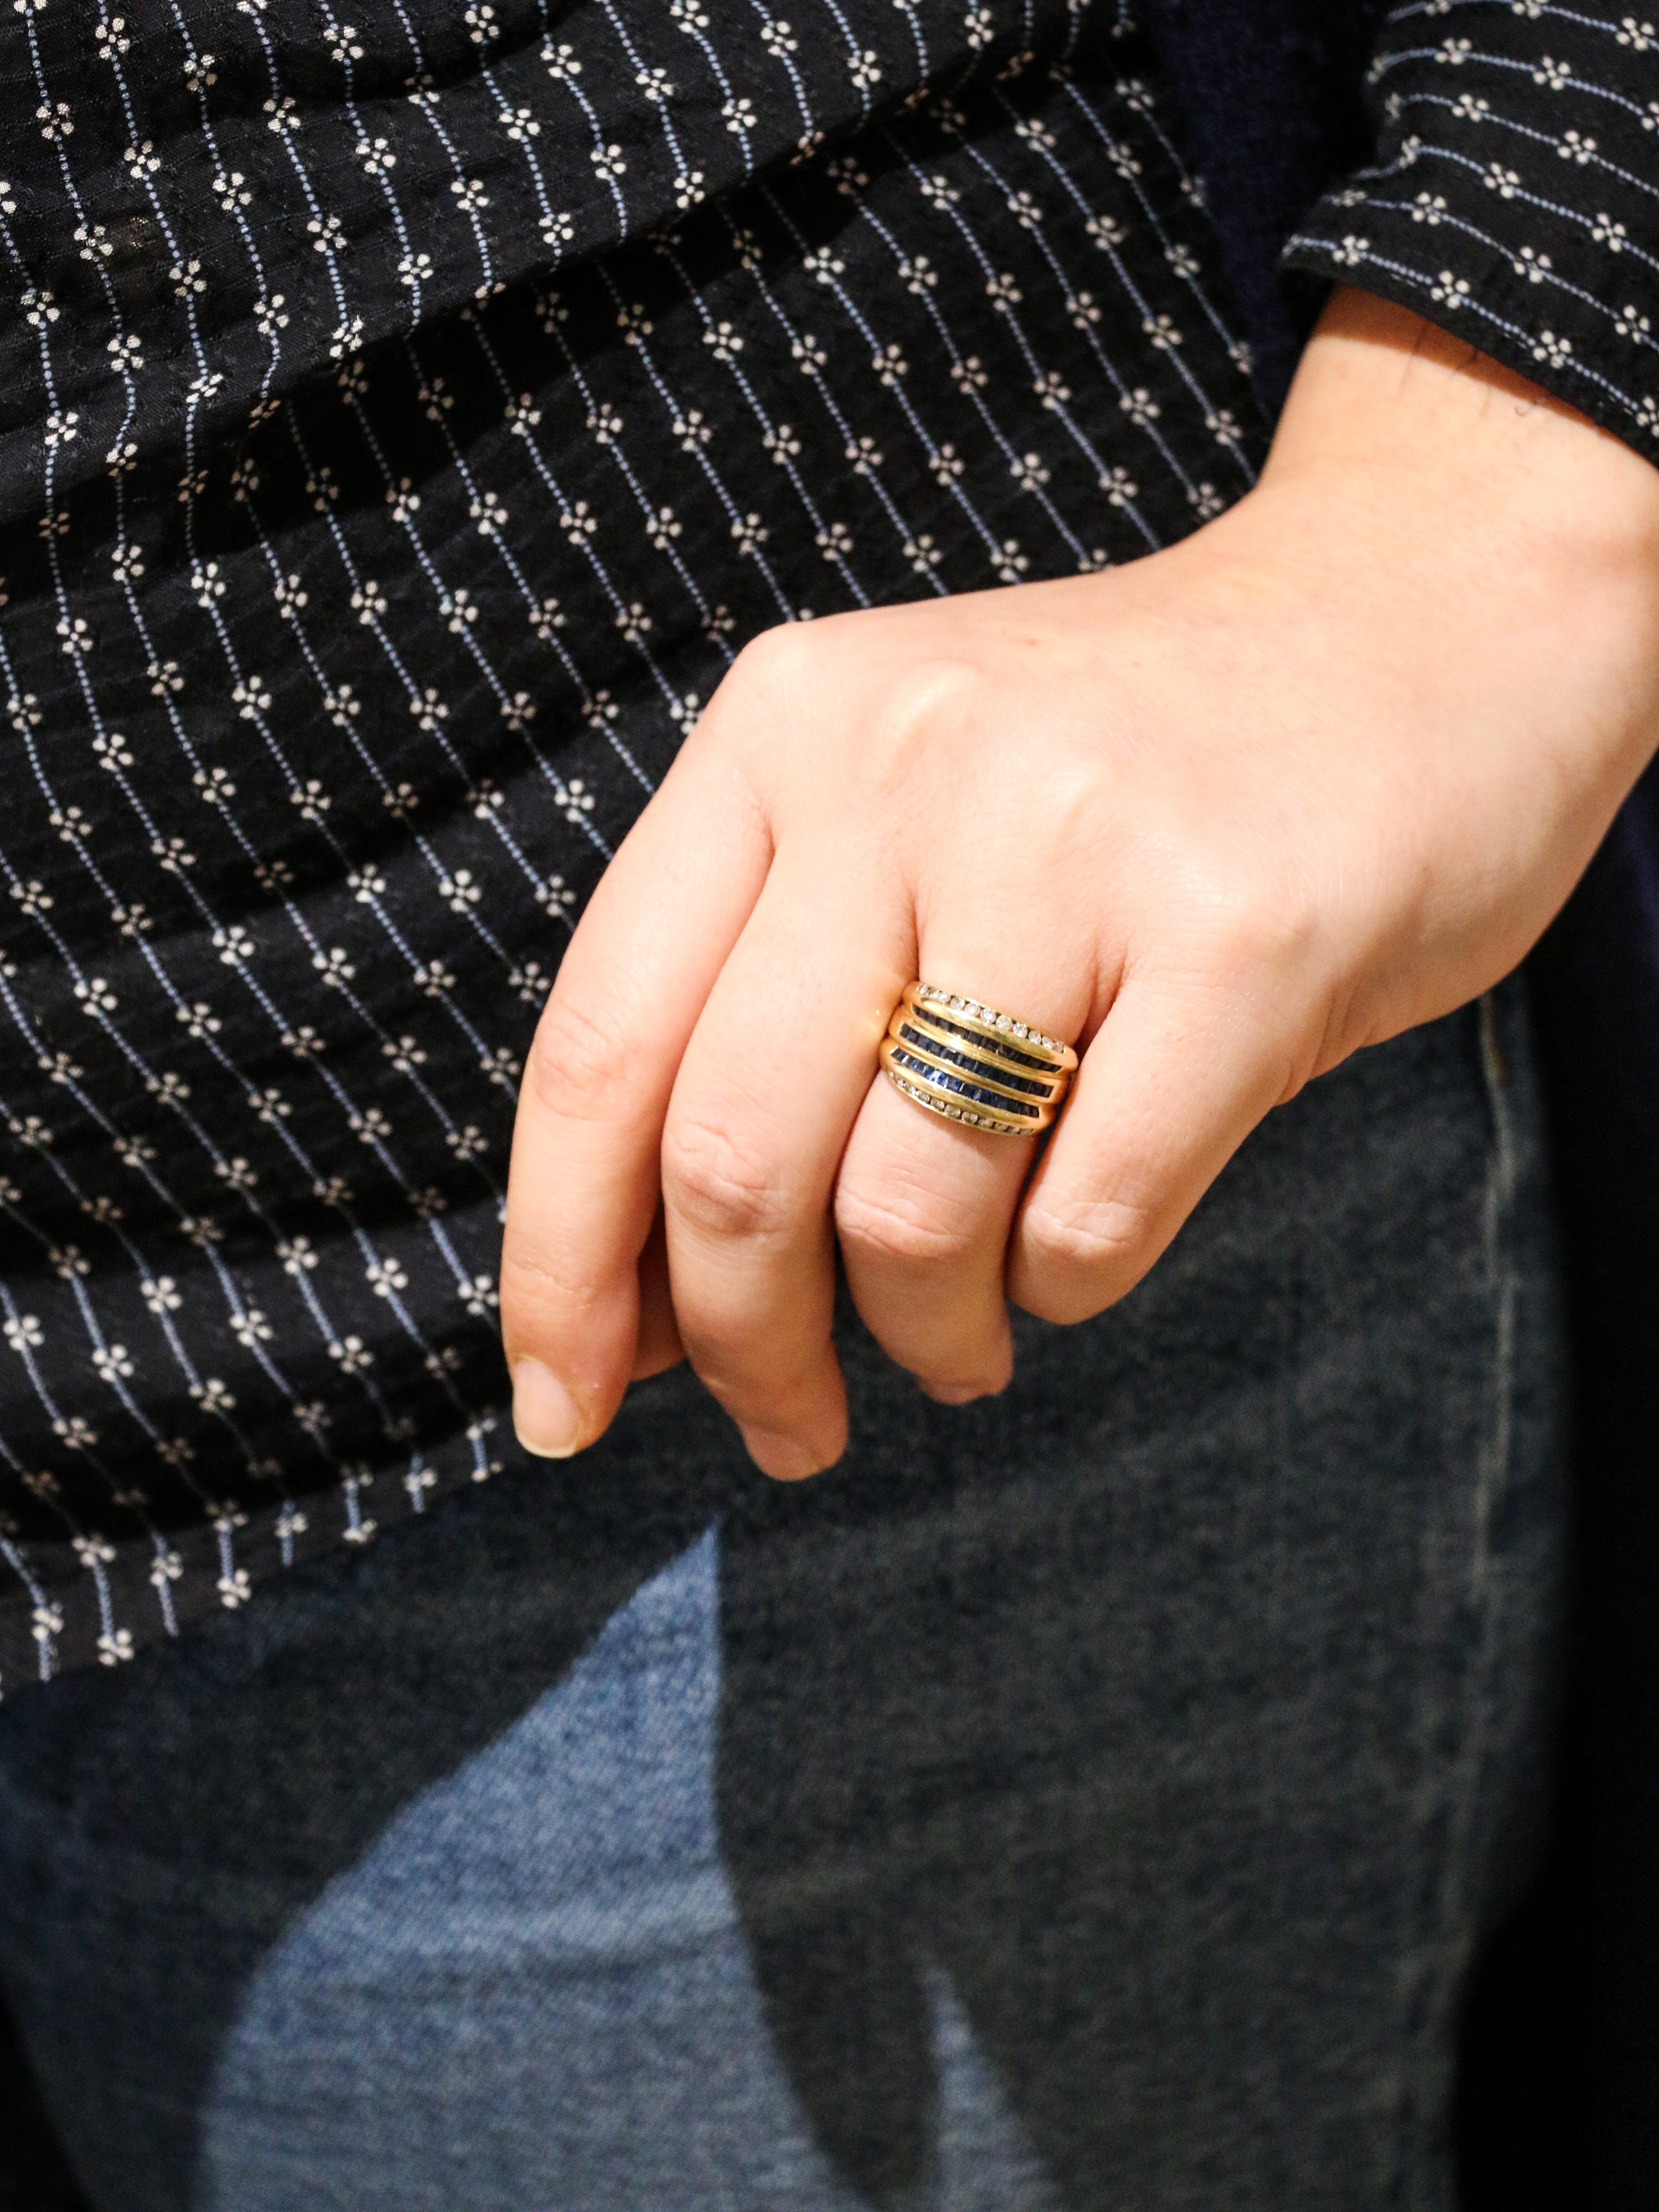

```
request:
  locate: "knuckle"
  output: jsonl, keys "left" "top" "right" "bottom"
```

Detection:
{"left": 834, "top": 1180, "right": 980, "bottom": 1273}
{"left": 710, "top": 623, "right": 819, "bottom": 733}
{"left": 694, "top": 623, "right": 830, "bottom": 789}
{"left": 730, "top": 619, "right": 804, "bottom": 687}
{"left": 662, "top": 1110, "right": 791, "bottom": 1244}
{"left": 1164, "top": 855, "right": 1321, "bottom": 989}
{"left": 526, "top": 986, "right": 635, "bottom": 1124}
{"left": 497, "top": 1235, "right": 611, "bottom": 1349}
{"left": 1212, "top": 894, "right": 1317, "bottom": 985}
{"left": 862, "top": 657, "right": 983, "bottom": 795}
{"left": 1019, "top": 1190, "right": 1158, "bottom": 1309}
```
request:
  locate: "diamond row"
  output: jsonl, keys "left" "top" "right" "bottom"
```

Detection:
{"left": 884, "top": 1068, "right": 1030, "bottom": 1133}
{"left": 913, "top": 982, "right": 1064, "bottom": 1057}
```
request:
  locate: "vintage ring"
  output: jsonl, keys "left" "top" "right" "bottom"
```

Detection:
{"left": 878, "top": 981, "right": 1078, "bottom": 1137}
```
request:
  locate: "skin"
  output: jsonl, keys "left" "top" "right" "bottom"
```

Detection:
{"left": 498, "top": 286, "right": 1659, "bottom": 1480}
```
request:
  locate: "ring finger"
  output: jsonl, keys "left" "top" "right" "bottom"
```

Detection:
{"left": 835, "top": 960, "right": 1087, "bottom": 1402}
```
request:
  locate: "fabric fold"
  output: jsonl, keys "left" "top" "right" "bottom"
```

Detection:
{"left": 0, "top": 0, "right": 1091, "bottom": 516}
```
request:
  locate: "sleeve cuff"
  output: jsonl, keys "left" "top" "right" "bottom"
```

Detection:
{"left": 1282, "top": 2, "right": 1659, "bottom": 458}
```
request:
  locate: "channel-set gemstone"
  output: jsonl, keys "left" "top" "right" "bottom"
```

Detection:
{"left": 889, "top": 1046, "right": 1041, "bottom": 1118}
{"left": 902, "top": 1008, "right": 1062, "bottom": 1074}
{"left": 895, "top": 1023, "right": 1056, "bottom": 1098}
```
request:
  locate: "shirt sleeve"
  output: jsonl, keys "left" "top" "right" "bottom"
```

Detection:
{"left": 1281, "top": 2, "right": 1659, "bottom": 457}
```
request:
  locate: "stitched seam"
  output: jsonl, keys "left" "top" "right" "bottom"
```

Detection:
{"left": 1393, "top": 988, "right": 1518, "bottom": 2206}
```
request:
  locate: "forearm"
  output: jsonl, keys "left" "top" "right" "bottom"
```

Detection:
{"left": 1275, "top": 288, "right": 1659, "bottom": 784}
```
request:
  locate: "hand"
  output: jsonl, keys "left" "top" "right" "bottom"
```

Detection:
{"left": 499, "top": 288, "right": 1659, "bottom": 1478}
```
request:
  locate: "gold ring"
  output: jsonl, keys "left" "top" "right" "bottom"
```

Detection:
{"left": 878, "top": 981, "right": 1078, "bottom": 1136}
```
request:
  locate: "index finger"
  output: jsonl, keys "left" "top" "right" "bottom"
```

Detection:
{"left": 500, "top": 734, "right": 772, "bottom": 1458}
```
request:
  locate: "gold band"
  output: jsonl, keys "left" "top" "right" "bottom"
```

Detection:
{"left": 880, "top": 981, "right": 1077, "bottom": 1136}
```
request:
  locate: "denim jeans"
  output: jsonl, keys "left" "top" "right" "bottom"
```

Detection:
{"left": 0, "top": 984, "right": 1566, "bottom": 2212}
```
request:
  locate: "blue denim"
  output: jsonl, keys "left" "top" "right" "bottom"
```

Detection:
{"left": 191, "top": 1531, "right": 1065, "bottom": 2211}
{"left": 0, "top": 984, "right": 1566, "bottom": 2212}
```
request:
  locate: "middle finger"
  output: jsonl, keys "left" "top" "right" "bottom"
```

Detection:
{"left": 835, "top": 961, "right": 1088, "bottom": 1400}
{"left": 660, "top": 848, "right": 911, "bottom": 1479}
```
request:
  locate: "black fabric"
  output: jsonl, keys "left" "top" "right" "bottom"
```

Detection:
{"left": 0, "top": 1990, "right": 92, "bottom": 2212}
{"left": 0, "top": 0, "right": 1264, "bottom": 1682}
{"left": 1284, "top": 1, "right": 1659, "bottom": 457}
{"left": 1141, "top": 0, "right": 1391, "bottom": 402}
{"left": 1523, "top": 802, "right": 1659, "bottom": 2210}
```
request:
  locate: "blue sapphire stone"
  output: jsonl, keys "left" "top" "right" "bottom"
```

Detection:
{"left": 890, "top": 1047, "right": 1041, "bottom": 1118}
{"left": 896, "top": 1024, "right": 1056, "bottom": 1099}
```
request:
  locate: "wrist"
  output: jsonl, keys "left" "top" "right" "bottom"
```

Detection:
{"left": 1262, "top": 287, "right": 1659, "bottom": 605}
{"left": 1154, "top": 288, "right": 1659, "bottom": 811}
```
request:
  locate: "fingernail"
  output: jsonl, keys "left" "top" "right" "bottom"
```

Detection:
{"left": 919, "top": 1378, "right": 987, "bottom": 1406}
{"left": 740, "top": 1426, "right": 829, "bottom": 1483}
{"left": 512, "top": 1359, "right": 583, "bottom": 1458}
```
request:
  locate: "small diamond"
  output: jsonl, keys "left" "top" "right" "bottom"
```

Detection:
{"left": 950, "top": 995, "right": 965, "bottom": 1011}
{"left": 996, "top": 1014, "right": 1012, "bottom": 1031}
{"left": 1013, "top": 1023, "right": 1027, "bottom": 1038}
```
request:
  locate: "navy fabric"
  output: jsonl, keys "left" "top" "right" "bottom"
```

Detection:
{"left": 0, "top": 984, "right": 1568, "bottom": 2211}
{"left": 1142, "top": 0, "right": 1390, "bottom": 404}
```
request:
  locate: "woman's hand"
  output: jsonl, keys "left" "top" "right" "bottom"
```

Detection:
{"left": 499, "top": 288, "right": 1659, "bottom": 1478}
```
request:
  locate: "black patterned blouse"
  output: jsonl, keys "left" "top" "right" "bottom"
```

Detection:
{"left": 0, "top": 0, "right": 1651, "bottom": 1689}
{"left": 1286, "top": 1, "right": 1659, "bottom": 455}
